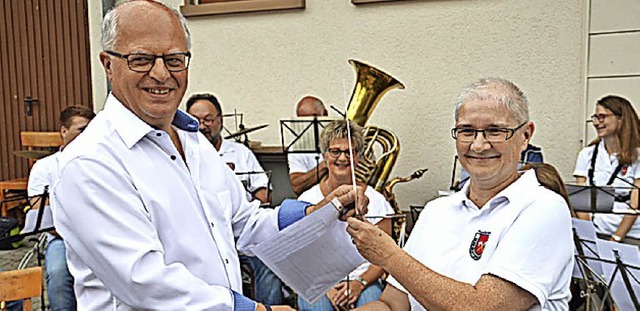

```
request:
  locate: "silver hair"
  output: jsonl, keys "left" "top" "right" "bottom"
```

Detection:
{"left": 454, "top": 77, "right": 529, "bottom": 124}
{"left": 319, "top": 119, "right": 365, "bottom": 158}
{"left": 101, "top": 0, "right": 191, "bottom": 51}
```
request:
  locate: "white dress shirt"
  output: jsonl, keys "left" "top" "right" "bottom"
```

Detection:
{"left": 388, "top": 170, "right": 574, "bottom": 311}
{"left": 287, "top": 153, "right": 323, "bottom": 174}
{"left": 52, "top": 93, "right": 307, "bottom": 310}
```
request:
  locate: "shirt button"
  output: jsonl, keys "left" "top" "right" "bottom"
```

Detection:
{"left": 170, "top": 155, "right": 177, "bottom": 160}
{"left": 210, "top": 222, "right": 214, "bottom": 228}
{"left": 156, "top": 133, "right": 161, "bottom": 137}
{"left": 225, "top": 259, "right": 229, "bottom": 264}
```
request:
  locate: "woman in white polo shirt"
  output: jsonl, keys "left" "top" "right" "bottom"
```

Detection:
{"left": 297, "top": 119, "right": 394, "bottom": 310}
{"left": 573, "top": 95, "right": 640, "bottom": 244}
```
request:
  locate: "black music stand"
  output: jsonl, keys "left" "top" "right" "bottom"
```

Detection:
{"left": 279, "top": 116, "right": 339, "bottom": 181}
{"left": 566, "top": 184, "right": 636, "bottom": 214}
{"left": 590, "top": 240, "right": 640, "bottom": 310}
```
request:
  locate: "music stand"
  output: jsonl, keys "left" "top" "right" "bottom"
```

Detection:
{"left": 566, "top": 184, "right": 637, "bottom": 214}
{"left": 279, "top": 116, "right": 340, "bottom": 182}
{"left": 593, "top": 239, "right": 640, "bottom": 310}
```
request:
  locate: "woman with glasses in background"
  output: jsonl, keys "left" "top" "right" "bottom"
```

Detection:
{"left": 297, "top": 119, "right": 393, "bottom": 310}
{"left": 573, "top": 95, "right": 640, "bottom": 245}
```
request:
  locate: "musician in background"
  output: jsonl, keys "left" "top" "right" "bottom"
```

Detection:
{"left": 27, "top": 105, "right": 95, "bottom": 310}
{"left": 348, "top": 78, "right": 573, "bottom": 310}
{"left": 186, "top": 93, "right": 284, "bottom": 305}
{"left": 297, "top": 119, "right": 393, "bottom": 310}
{"left": 186, "top": 93, "right": 269, "bottom": 203}
{"left": 288, "top": 95, "right": 329, "bottom": 196}
{"left": 573, "top": 95, "right": 640, "bottom": 245}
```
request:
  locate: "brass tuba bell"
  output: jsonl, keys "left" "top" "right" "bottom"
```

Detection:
{"left": 346, "top": 59, "right": 404, "bottom": 192}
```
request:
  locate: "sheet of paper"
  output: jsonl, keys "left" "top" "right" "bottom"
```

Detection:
{"left": 252, "top": 203, "right": 365, "bottom": 303}
{"left": 22, "top": 205, "right": 54, "bottom": 233}
{"left": 572, "top": 218, "right": 604, "bottom": 279}
{"left": 596, "top": 239, "right": 640, "bottom": 310}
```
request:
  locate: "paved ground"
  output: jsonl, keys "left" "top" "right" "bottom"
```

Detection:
{"left": 1, "top": 237, "right": 47, "bottom": 310}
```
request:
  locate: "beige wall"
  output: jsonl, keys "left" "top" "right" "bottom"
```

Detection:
{"left": 88, "top": 0, "right": 586, "bottom": 209}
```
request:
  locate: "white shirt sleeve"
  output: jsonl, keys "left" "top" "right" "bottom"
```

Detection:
{"left": 53, "top": 156, "right": 236, "bottom": 310}
{"left": 244, "top": 148, "right": 269, "bottom": 192}
{"left": 27, "top": 158, "right": 50, "bottom": 197}
{"left": 484, "top": 193, "right": 573, "bottom": 309}
{"left": 573, "top": 146, "right": 592, "bottom": 178}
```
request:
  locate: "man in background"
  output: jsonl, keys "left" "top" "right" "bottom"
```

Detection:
{"left": 27, "top": 105, "right": 95, "bottom": 310}
{"left": 288, "top": 95, "right": 329, "bottom": 196}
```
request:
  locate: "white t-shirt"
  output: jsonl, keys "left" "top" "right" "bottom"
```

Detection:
{"left": 298, "top": 184, "right": 394, "bottom": 279}
{"left": 573, "top": 142, "right": 640, "bottom": 238}
{"left": 388, "top": 170, "right": 573, "bottom": 311}
{"left": 287, "top": 153, "right": 323, "bottom": 174}
{"left": 219, "top": 138, "right": 269, "bottom": 198}
{"left": 27, "top": 151, "right": 60, "bottom": 198}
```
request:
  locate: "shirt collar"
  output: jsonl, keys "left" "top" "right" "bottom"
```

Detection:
{"left": 103, "top": 93, "right": 199, "bottom": 149}
{"left": 457, "top": 169, "right": 539, "bottom": 210}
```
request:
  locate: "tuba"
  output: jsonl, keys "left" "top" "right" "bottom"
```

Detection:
{"left": 345, "top": 59, "right": 406, "bottom": 241}
{"left": 346, "top": 59, "right": 404, "bottom": 192}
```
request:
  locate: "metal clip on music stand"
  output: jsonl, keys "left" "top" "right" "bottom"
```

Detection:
{"left": 279, "top": 116, "right": 340, "bottom": 180}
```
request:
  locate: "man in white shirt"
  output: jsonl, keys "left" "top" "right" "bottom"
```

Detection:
{"left": 51, "top": 1, "right": 367, "bottom": 310}
{"left": 186, "top": 93, "right": 270, "bottom": 203}
{"left": 347, "top": 78, "right": 574, "bottom": 311}
{"left": 186, "top": 93, "right": 284, "bottom": 305}
{"left": 288, "top": 96, "right": 328, "bottom": 196}
{"left": 27, "top": 106, "right": 95, "bottom": 311}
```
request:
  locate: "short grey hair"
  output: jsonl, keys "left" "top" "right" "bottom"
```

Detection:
{"left": 101, "top": 0, "right": 191, "bottom": 51}
{"left": 320, "top": 119, "right": 365, "bottom": 158}
{"left": 454, "top": 77, "right": 529, "bottom": 124}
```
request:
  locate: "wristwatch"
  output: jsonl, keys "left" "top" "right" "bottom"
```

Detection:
{"left": 331, "top": 197, "right": 344, "bottom": 214}
{"left": 353, "top": 276, "right": 368, "bottom": 287}
{"left": 612, "top": 234, "right": 622, "bottom": 242}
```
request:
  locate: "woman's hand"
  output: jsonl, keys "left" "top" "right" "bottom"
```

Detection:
{"left": 328, "top": 280, "right": 365, "bottom": 310}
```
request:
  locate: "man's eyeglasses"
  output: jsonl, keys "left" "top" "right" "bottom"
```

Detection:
{"left": 326, "top": 148, "right": 357, "bottom": 158}
{"left": 590, "top": 113, "right": 615, "bottom": 123}
{"left": 198, "top": 115, "right": 220, "bottom": 126}
{"left": 105, "top": 50, "right": 191, "bottom": 73}
{"left": 451, "top": 122, "right": 527, "bottom": 143}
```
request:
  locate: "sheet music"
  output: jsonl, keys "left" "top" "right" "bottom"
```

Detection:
{"left": 252, "top": 203, "right": 365, "bottom": 303}
{"left": 572, "top": 219, "right": 604, "bottom": 278}
{"left": 22, "top": 206, "right": 54, "bottom": 233}
{"left": 596, "top": 239, "right": 640, "bottom": 310}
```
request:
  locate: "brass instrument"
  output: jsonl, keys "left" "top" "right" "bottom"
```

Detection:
{"left": 345, "top": 59, "right": 406, "bottom": 241}
{"left": 345, "top": 59, "right": 404, "bottom": 191}
{"left": 382, "top": 169, "right": 428, "bottom": 242}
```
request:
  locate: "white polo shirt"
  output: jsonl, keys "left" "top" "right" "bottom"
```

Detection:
{"left": 287, "top": 153, "right": 323, "bottom": 174}
{"left": 573, "top": 142, "right": 640, "bottom": 238}
{"left": 218, "top": 138, "right": 269, "bottom": 197}
{"left": 388, "top": 170, "right": 573, "bottom": 311}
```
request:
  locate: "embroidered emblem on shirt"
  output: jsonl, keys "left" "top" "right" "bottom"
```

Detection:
{"left": 226, "top": 162, "right": 236, "bottom": 170}
{"left": 469, "top": 230, "right": 491, "bottom": 260}
{"left": 622, "top": 165, "right": 628, "bottom": 176}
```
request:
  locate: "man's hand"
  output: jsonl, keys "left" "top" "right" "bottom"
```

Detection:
{"left": 347, "top": 217, "right": 400, "bottom": 267}
{"left": 307, "top": 184, "right": 369, "bottom": 221}
{"left": 256, "top": 304, "right": 295, "bottom": 311}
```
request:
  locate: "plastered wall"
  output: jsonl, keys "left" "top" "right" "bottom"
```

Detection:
{"left": 88, "top": 0, "right": 586, "bottom": 209}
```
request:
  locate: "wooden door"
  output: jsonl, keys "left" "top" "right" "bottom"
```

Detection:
{"left": 0, "top": 0, "right": 92, "bottom": 180}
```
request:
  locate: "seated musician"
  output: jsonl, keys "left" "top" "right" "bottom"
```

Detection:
{"left": 347, "top": 78, "right": 573, "bottom": 310}
{"left": 297, "top": 119, "right": 394, "bottom": 310}
{"left": 573, "top": 95, "right": 640, "bottom": 245}
{"left": 288, "top": 96, "right": 329, "bottom": 196}
{"left": 27, "top": 106, "right": 95, "bottom": 310}
{"left": 186, "top": 93, "right": 270, "bottom": 203}
{"left": 186, "top": 93, "right": 284, "bottom": 305}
